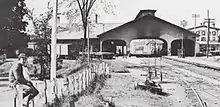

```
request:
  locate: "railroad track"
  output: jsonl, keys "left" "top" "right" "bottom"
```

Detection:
{"left": 161, "top": 58, "right": 220, "bottom": 107}
{"left": 139, "top": 57, "right": 220, "bottom": 107}
{"left": 162, "top": 57, "right": 220, "bottom": 71}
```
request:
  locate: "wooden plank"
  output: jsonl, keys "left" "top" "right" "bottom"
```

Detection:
{"left": 82, "top": 70, "right": 86, "bottom": 90}
{"left": 73, "top": 75, "right": 78, "bottom": 95}
{"left": 69, "top": 77, "right": 74, "bottom": 95}
{"left": 106, "top": 63, "right": 110, "bottom": 75}
{"left": 86, "top": 69, "right": 89, "bottom": 87}
{"left": 78, "top": 73, "right": 82, "bottom": 94}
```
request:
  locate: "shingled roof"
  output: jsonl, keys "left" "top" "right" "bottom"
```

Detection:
{"left": 98, "top": 10, "right": 199, "bottom": 37}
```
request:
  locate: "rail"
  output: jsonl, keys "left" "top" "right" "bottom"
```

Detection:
{"left": 182, "top": 80, "right": 207, "bottom": 107}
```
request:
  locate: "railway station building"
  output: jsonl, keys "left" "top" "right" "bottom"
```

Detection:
{"left": 188, "top": 25, "right": 220, "bottom": 55}
{"left": 98, "top": 9, "right": 199, "bottom": 56}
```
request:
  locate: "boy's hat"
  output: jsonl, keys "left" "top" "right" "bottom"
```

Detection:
{"left": 18, "top": 53, "right": 27, "bottom": 58}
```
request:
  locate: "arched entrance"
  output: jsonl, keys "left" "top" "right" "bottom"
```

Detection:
{"left": 102, "top": 40, "right": 126, "bottom": 56}
{"left": 171, "top": 39, "right": 195, "bottom": 56}
{"left": 130, "top": 38, "right": 167, "bottom": 57}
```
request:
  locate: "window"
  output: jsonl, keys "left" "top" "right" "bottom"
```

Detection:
{"left": 201, "top": 30, "right": 206, "bottom": 36}
{"left": 196, "top": 31, "right": 200, "bottom": 35}
{"left": 213, "top": 37, "right": 216, "bottom": 41}
{"left": 212, "top": 31, "right": 217, "bottom": 36}
{"left": 201, "top": 37, "right": 206, "bottom": 41}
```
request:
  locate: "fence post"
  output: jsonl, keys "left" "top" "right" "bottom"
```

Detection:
{"left": 14, "top": 88, "right": 16, "bottom": 107}
{"left": 106, "top": 63, "right": 109, "bottom": 75}
{"left": 78, "top": 73, "right": 81, "bottom": 94}
{"left": 93, "top": 65, "right": 96, "bottom": 75}
{"left": 102, "top": 62, "right": 105, "bottom": 74}
{"left": 69, "top": 77, "right": 74, "bottom": 95}
{"left": 73, "top": 75, "right": 78, "bottom": 95}
{"left": 43, "top": 80, "right": 48, "bottom": 106}
{"left": 100, "top": 63, "right": 102, "bottom": 74}
{"left": 95, "top": 64, "right": 97, "bottom": 74}
{"left": 86, "top": 69, "right": 89, "bottom": 88}
{"left": 98, "top": 63, "right": 101, "bottom": 74}
{"left": 15, "top": 85, "right": 23, "bottom": 107}
{"left": 89, "top": 67, "right": 92, "bottom": 82}
{"left": 80, "top": 72, "right": 83, "bottom": 93}
{"left": 102, "top": 63, "right": 105, "bottom": 75}
{"left": 63, "top": 77, "right": 70, "bottom": 96}
{"left": 52, "top": 78, "right": 57, "bottom": 106}
{"left": 91, "top": 65, "right": 95, "bottom": 79}
{"left": 99, "top": 63, "right": 103, "bottom": 74}
{"left": 31, "top": 83, "right": 38, "bottom": 107}
{"left": 82, "top": 70, "right": 86, "bottom": 91}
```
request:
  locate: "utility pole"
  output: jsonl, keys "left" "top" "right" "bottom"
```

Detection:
{"left": 180, "top": 20, "right": 187, "bottom": 58}
{"left": 95, "top": 14, "right": 104, "bottom": 59}
{"left": 204, "top": 10, "right": 215, "bottom": 58}
{"left": 192, "top": 14, "right": 200, "bottom": 57}
{"left": 50, "top": 0, "right": 58, "bottom": 80}
{"left": 87, "top": 23, "right": 90, "bottom": 67}
{"left": 192, "top": 14, "right": 200, "bottom": 30}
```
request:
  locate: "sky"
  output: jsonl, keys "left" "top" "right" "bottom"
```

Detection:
{"left": 25, "top": 0, "right": 220, "bottom": 29}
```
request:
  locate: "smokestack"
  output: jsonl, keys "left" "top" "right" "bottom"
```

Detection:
{"left": 213, "top": 23, "right": 215, "bottom": 27}
{"left": 57, "top": 16, "right": 60, "bottom": 25}
{"left": 200, "top": 23, "right": 203, "bottom": 26}
{"left": 95, "top": 14, "right": 98, "bottom": 24}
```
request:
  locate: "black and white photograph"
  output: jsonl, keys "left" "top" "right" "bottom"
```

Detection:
{"left": 0, "top": 0, "right": 220, "bottom": 107}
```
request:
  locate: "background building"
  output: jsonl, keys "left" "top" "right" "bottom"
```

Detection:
{"left": 188, "top": 25, "right": 220, "bottom": 55}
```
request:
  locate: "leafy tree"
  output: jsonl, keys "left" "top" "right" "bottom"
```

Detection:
{"left": 0, "top": 0, "right": 29, "bottom": 57}
{"left": 26, "top": 2, "right": 53, "bottom": 79}
{"left": 61, "top": 0, "right": 116, "bottom": 51}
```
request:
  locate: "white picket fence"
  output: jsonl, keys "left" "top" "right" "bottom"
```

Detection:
{"left": 13, "top": 62, "right": 110, "bottom": 107}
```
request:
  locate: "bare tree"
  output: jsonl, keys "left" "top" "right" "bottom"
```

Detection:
{"left": 62, "top": 0, "right": 116, "bottom": 51}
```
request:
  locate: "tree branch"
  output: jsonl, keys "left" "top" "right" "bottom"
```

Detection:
{"left": 82, "top": 0, "right": 87, "bottom": 10}
{"left": 76, "top": 0, "right": 86, "bottom": 24}
{"left": 87, "top": 0, "right": 96, "bottom": 13}
{"left": 85, "top": 0, "right": 89, "bottom": 13}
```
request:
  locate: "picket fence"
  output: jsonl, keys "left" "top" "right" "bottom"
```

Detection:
{"left": 14, "top": 62, "right": 110, "bottom": 107}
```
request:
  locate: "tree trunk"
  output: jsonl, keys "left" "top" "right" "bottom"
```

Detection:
{"left": 40, "top": 62, "right": 44, "bottom": 79}
{"left": 40, "top": 57, "right": 45, "bottom": 79}
{"left": 83, "top": 24, "right": 87, "bottom": 53}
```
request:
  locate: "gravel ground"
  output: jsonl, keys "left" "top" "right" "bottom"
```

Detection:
{"left": 161, "top": 58, "right": 220, "bottom": 107}
{"left": 76, "top": 58, "right": 178, "bottom": 107}
{"left": 75, "top": 57, "right": 220, "bottom": 107}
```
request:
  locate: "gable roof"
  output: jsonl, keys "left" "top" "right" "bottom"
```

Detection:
{"left": 188, "top": 25, "right": 220, "bottom": 31}
{"left": 98, "top": 14, "right": 199, "bottom": 37}
{"left": 57, "top": 23, "right": 122, "bottom": 40}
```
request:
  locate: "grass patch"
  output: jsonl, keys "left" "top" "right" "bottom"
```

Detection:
{"left": 53, "top": 74, "right": 109, "bottom": 107}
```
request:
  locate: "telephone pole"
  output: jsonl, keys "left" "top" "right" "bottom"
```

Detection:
{"left": 204, "top": 10, "right": 215, "bottom": 58}
{"left": 180, "top": 20, "right": 187, "bottom": 58}
{"left": 192, "top": 14, "right": 200, "bottom": 29}
{"left": 51, "top": 0, "right": 58, "bottom": 80}
{"left": 87, "top": 23, "right": 90, "bottom": 67}
{"left": 192, "top": 13, "right": 200, "bottom": 57}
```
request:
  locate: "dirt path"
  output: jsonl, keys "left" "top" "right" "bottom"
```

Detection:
{"left": 76, "top": 58, "right": 181, "bottom": 107}
{"left": 76, "top": 57, "right": 220, "bottom": 107}
{"left": 99, "top": 73, "right": 173, "bottom": 107}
